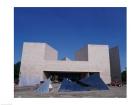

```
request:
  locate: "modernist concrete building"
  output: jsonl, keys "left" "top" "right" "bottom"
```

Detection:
{"left": 19, "top": 42, "right": 121, "bottom": 86}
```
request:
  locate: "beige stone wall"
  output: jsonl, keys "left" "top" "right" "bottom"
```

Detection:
{"left": 19, "top": 42, "right": 112, "bottom": 86}
{"left": 43, "top": 61, "right": 94, "bottom": 72}
{"left": 21, "top": 42, "right": 46, "bottom": 63}
{"left": 45, "top": 43, "right": 58, "bottom": 60}
{"left": 19, "top": 42, "right": 58, "bottom": 86}
{"left": 88, "top": 44, "right": 111, "bottom": 84}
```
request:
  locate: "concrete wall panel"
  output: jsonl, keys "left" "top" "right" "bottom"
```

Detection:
{"left": 75, "top": 45, "right": 88, "bottom": 61}
{"left": 88, "top": 45, "right": 111, "bottom": 84}
{"left": 109, "top": 47, "right": 121, "bottom": 81}
{"left": 45, "top": 43, "right": 58, "bottom": 60}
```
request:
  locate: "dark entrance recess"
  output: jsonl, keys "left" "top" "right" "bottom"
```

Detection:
{"left": 43, "top": 71, "right": 100, "bottom": 83}
{"left": 43, "top": 71, "right": 89, "bottom": 82}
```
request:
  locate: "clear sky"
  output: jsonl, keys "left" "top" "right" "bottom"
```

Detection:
{"left": 14, "top": 7, "right": 126, "bottom": 71}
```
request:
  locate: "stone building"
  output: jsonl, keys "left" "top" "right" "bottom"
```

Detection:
{"left": 19, "top": 42, "right": 121, "bottom": 86}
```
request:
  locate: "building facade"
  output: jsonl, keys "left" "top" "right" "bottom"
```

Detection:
{"left": 19, "top": 42, "right": 121, "bottom": 86}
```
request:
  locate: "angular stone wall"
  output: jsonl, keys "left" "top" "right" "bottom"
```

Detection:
{"left": 109, "top": 47, "right": 121, "bottom": 81}
{"left": 19, "top": 42, "right": 114, "bottom": 86}
{"left": 87, "top": 45, "right": 111, "bottom": 84}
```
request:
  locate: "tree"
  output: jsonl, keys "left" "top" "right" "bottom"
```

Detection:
{"left": 121, "top": 67, "right": 127, "bottom": 84}
{"left": 14, "top": 61, "right": 21, "bottom": 84}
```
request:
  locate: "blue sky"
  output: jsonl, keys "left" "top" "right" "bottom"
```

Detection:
{"left": 14, "top": 7, "right": 126, "bottom": 71}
